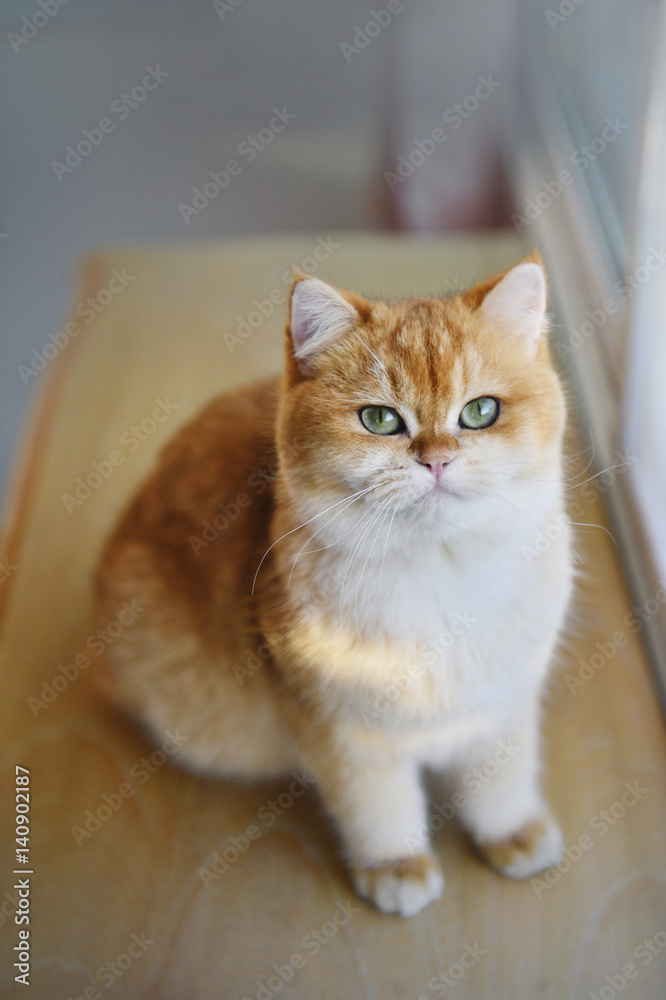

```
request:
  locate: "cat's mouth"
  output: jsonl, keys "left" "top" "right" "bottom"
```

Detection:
{"left": 374, "top": 473, "right": 468, "bottom": 510}
{"left": 414, "top": 479, "right": 466, "bottom": 504}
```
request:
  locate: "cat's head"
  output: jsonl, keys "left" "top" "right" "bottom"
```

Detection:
{"left": 276, "top": 257, "right": 566, "bottom": 539}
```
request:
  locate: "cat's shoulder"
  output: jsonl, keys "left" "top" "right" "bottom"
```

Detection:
{"left": 169, "top": 375, "right": 281, "bottom": 457}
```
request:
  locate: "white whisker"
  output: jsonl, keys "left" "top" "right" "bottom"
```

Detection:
{"left": 251, "top": 480, "right": 390, "bottom": 594}
{"left": 379, "top": 502, "right": 399, "bottom": 592}
{"left": 353, "top": 495, "right": 396, "bottom": 640}
{"left": 568, "top": 519, "right": 618, "bottom": 545}
{"left": 339, "top": 494, "right": 392, "bottom": 630}
{"left": 563, "top": 462, "right": 631, "bottom": 492}
{"left": 287, "top": 480, "right": 389, "bottom": 587}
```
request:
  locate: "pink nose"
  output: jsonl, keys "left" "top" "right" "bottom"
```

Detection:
{"left": 418, "top": 453, "right": 454, "bottom": 482}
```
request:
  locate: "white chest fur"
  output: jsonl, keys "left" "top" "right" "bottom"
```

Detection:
{"left": 284, "top": 497, "right": 573, "bottom": 747}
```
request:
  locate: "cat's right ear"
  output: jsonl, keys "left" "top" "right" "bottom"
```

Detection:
{"left": 288, "top": 275, "right": 359, "bottom": 371}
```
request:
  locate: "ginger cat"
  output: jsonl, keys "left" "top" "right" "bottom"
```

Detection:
{"left": 95, "top": 256, "right": 572, "bottom": 916}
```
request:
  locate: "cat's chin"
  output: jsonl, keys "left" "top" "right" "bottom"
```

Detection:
{"left": 400, "top": 484, "right": 502, "bottom": 538}
{"left": 397, "top": 484, "right": 468, "bottom": 527}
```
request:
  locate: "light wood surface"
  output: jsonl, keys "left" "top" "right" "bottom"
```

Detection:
{"left": 1, "top": 233, "right": 665, "bottom": 1000}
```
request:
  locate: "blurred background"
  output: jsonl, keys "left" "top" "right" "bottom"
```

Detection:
{"left": 1, "top": 0, "right": 664, "bottom": 682}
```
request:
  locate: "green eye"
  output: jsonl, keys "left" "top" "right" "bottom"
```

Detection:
{"left": 459, "top": 397, "right": 499, "bottom": 429}
{"left": 359, "top": 406, "right": 404, "bottom": 435}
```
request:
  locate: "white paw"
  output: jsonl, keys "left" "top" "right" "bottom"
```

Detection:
{"left": 351, "top": 854, "right": 444, "bottom": 917}
{"left": 480, "top": 812, "right": 564, "bottom": 879}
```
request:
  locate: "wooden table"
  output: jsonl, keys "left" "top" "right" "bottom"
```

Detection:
{"left": 1, "top": 233, "right": 665, "bottom": 999}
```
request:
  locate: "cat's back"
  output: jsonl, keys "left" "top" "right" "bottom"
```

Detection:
{"left": 92, "top": 374, "right": 305, "bottom": 773}
{"left": 95, "top": 374, "right": 281, "bottom": 639}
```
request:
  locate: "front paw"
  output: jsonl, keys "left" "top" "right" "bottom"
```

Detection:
{"left": 477, "top": 811, "right": 563, "bottom": 879}
{"left": 350, "top": 853, "right": 444, "bottom": 917}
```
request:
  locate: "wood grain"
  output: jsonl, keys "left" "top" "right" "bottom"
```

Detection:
{"left": 0, "top": 233, "right": 664, "bottom": 1000}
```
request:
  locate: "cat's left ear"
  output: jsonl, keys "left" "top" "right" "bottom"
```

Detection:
{"left": 289, "top": 275, "right": 359, "bottom": 369}
{"left": 477, "top": 259, "right": 547, "bottom": 359}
